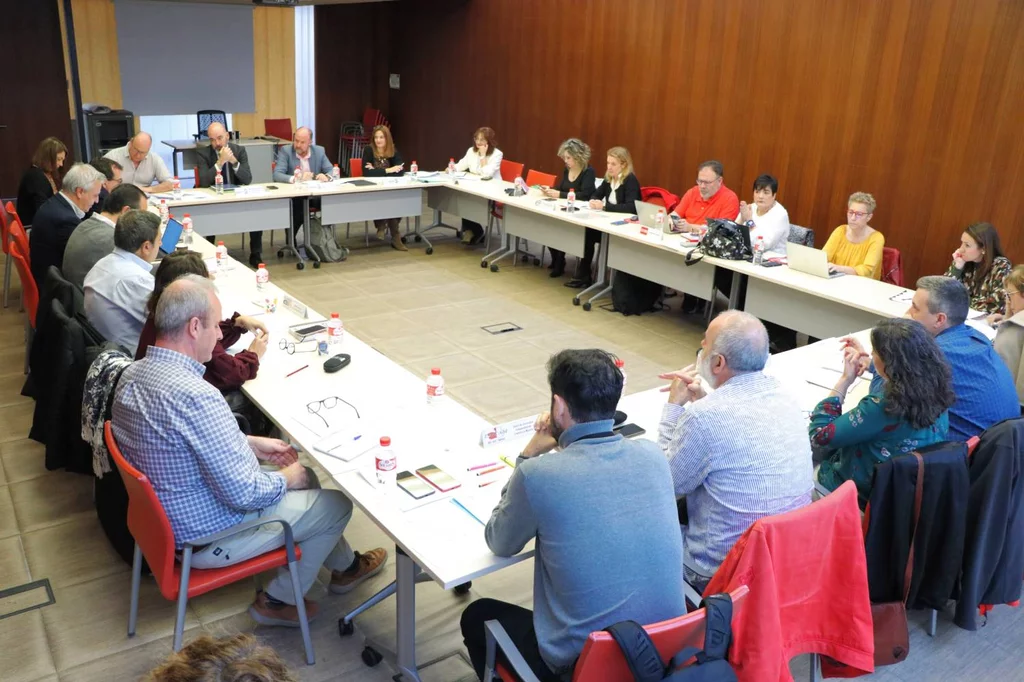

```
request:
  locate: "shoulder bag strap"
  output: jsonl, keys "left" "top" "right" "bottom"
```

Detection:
{"left": 603, "top": 620, "right": 666, "bottom": 682}
{"left": 698, "top": 593, "right": 733, "bottom": 661}
{"left": 901, "top": 452, "right": 925, "bottom": 605}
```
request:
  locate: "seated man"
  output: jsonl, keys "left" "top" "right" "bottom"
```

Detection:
{"left": 105, "top": 132, "right": 174, "bottom": 194}
{"left": 63, "top": 184, "right": 147, "bottom": 289}
{"left": 657, "top": 310, "right": 813, "bottom": 591}
{"left": 271, "top": 126, "right": 333, "bottom": 265}
{"left": 28, "top": 162, "right": 104, "bottom": 286}
{"left": 84, "top": 209, "right": 161, "bottom": 353}
{"left": 847, "top": 276, "right": 1019, "bottom": 441}
{"left": 112, "top": 275, "right": 386, "bottom": 627}
{"left": 196, "top": 121, "right": 257, "bottom": 265}
{"left": 461, "top": 349, "right": 685, "bottom": 682}
{"left": 86, "top": 156, "right": 123, "bottom": 217}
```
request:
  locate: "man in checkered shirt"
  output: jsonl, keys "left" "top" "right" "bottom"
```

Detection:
{"left": 112, "top": 274, "right": 386, "bottom": 627}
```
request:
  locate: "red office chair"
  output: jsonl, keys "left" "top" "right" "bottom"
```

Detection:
{"left": 524, "top": 169, "right": 557, "bottom": 187}
{"left": 103, "top": 422, "right": 315, "bottom": 664}
{"left": 264, "top": 118, "right": 292, "bottom": 140}
{"left": 10, "top": 239, "right": 37, "bottom": 328}
{"left": 485, "top": 159, "right": 526, "bottom": 252}
{"left": 1, "top": 204, "right": 11, "bottom": 308}
{"left": 7, "top": 204, "right": 31, "bottom": 312}
{"left": 486, "top": 586, "right": 749, "bottom": 681}
{"left": 882, "top": 247, "right": 903, "bottom": 287}
{"left": 340, "top": 107, "right": 383, "bottom": 164}
{"left": 192, "top": 166, "right": 200, "bottom": 189}
{"left": 343, "top": 159, "right": 373, "bottom": 245}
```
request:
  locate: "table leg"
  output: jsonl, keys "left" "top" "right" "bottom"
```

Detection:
{"left": 575, "top": 231, "right": 611, "bottom": 307}
{"left": 172, "top": 151, "right": 180, "bottom": 179}
{"left": 422, "top": 208, "right": 458, "bottom": 235}
{"left": 728, "top": 271, "right": 745, "bottom": 310}
{"left": 304, "top": 197, "right": 319, "bottom": 267}
{"left": 412, "top": 214, "right": 434, "bottom": 254}
{"left": 395, "top": 548, "right": 422, "bottom": 681}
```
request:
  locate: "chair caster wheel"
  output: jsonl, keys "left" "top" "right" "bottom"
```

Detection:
{"left": 480, "top": 260, "right": 488, "bottom": 268}
{"left": 312, "top": 260, "right": 321, "bottom": 269}
{"left": 338, "top": 619, "right": 355, "bottom": 637}
{"left": 456, "top": 230, "right": 463, "bottom": 239}
{"left": 425, "top": 247, "right": 433, "bottom": 255}
{"left": 415, "top": 235, "right": 423, "bottom": 243}
{"left": 533, "top": 257, "right": 541, "bottom": 266}
{"left": 454, "top": 581, "right": 472, "bottom": 596}
{"left": 573, "top": 297, "right": 581, "bottom": 306}
{"left": 490, "top": 264, "right": 499, "bottom": 273}
{"left": 296, "top": 262, "right": 305, "bottom": 270}
{"left": 583, "top": 302, "right": 592, "bottom": 311}
{"left": 276, "top": 250, "right": 284, "bottom": 258}
{"left": 361, "top": 647, "right": 383, "bottom": 667}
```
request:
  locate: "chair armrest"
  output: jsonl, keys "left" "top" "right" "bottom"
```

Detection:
{"left": 683, "top": 579, "right": 704, "bottom": 610}
{"left": 483, "top": 619, "right": 541, "bottom": 682}
{"left": 183, "top": 515, "right": 297, "bottom": 562}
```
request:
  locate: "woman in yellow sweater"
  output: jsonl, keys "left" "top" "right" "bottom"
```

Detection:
{"left": 824, "top": 192, "right": 885, "bottom": 279}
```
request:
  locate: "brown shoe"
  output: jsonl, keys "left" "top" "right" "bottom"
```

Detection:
{"left": 375, "top": 225, "right": 388, "bottom": 240}
{"left": 248, "top": 590, "right": 319, "bottom": 628}
{"left": 330, "top": 548, "right": 388, "bottom": 594}
{"left": 391, "top": 234, "right": 409, "bottom": 252}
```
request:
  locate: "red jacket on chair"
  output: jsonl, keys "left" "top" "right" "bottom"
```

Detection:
{"left": 640, "top": 186, "right": 681, "bottom": 213}
{"left": 703, "top": 481, "right": 875, "bottom": 682}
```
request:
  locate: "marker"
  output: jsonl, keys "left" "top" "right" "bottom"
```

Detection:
{"left": 467, "top": 462, "right": 498, "bottom": 471}
{"left": 451, "top": 498, "right": 485, "bottom": 524}
{"left": 286, "top": 364, "right": 308, "bottom": 378}
{"left": 479, "top": 480, "right": 497, "bottom": 488}
{"left": 499, "top": 454, "right": 517, "bottom": 468}
{"left": 476, "top": 465, "right": 505, "bottom": 476}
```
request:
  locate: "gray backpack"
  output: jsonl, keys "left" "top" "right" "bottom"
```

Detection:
{"left": 308, "top": 215, "right": 349, "bottom": 263}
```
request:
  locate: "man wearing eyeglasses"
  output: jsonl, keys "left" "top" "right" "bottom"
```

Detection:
{"left": 105, "top": 132, "right": 175, "bottom": 194}
{"left": 86, "top": 156, "right": 123, "bottom": 217}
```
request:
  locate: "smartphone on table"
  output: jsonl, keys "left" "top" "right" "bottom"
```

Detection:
{"left": 614, "top": 423, "right": 646, "bottom": 439}
{"left": 397, "top": 471, "right": 435, "bottom": 499}
{"left": 416, "top": 464, "right": 462, "bottom": 492}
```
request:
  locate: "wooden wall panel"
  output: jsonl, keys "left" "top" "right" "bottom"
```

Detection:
{"left": 232, "top": 7, "right": 296, "bottom": 138}
{"left": 69, "top": 0, "right": 122, "bottom": 109}
{"left": 315, "top": 0, "right": 1024, "bottom": 283}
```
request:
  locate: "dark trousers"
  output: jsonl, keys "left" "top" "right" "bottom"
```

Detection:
{"left": 462, "top": 218, "right": 484, "bottom": 240}
{"left": 461, "top": 599, "right": 561, "bottom": 682}
{"left": 549, "top": 228, "right": 600, "bottom": 280}
{"left": 249, "top": 196, "right": 316, "bottom": 255}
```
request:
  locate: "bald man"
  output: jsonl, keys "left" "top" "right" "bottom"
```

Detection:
{"left": 269, "top": 126, "right": 334, "bottom": 264}
{"left": 196, "top": 122, "right": 252, "bottom": 188}
{"left": 105, "top": 132, "right": 174, "bottom": 194}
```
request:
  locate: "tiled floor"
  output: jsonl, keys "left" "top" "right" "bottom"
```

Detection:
{"left": 1, "top": 206, "right": 1022, "bottom": 681}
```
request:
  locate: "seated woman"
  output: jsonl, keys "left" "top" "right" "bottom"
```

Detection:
{"left": 945, "top": 221, "right": 1011, "bottom": 315}
{"left": 823, "top": 192, "right": 885, "bottom": 279}
{"left": 543, "top": 138, "right": 596, "bottom": 280}
{"left": 811, "top": 318, "right": 954, "bottom": 504}
{"left": 361, "top": 124, "right": 408, "bottom": 251}
{"left": 737, "top": 174, "right": 790, "bottom": 252}
{"left": 992, "top": 265, "right": 1024, "bottom": 402}
{"left": 455, "top": 127, "right": 503, "bottom": 245}
{"left": 16, "top": 137, "right": 68, "bottom": 225}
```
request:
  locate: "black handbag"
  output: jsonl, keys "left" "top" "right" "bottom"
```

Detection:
{"left": 684, "top": 219, "right": 752, "bottom": 266}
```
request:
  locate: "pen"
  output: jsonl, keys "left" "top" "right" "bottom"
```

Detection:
{"left": 467, "top": 462, "right": 498, "bottom": 471}
{"left": 479, "top": 480, "right": 497, "bottom": 488}
{"left": 499, "top": 454, "right": 517, "bottom": 468}
{"left": 286, "top": 365, "right": 308, "bottom": 378}
{"left": 451, "top": 498, "right": 485, "bottom": 524}
{"left": 476, "top": 465, "right": 505, "bottom": 476}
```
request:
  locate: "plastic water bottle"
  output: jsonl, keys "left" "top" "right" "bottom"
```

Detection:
{"left": 293, "top": 166, "right": 302, "bottom": 183}
{"left": 158, "top": 199, "right": 169, "bottom": 226}
{"left": 426, "top": 368, "right": 445, "bottom": 404}
{"left": 181, "top": 213, "right": 193, "bottom": 246}
{"left": 447, "top": 158, "right": 456, "bottom": 175}
{"left": 567, "top": 187, "right": 576, "bottom": 212}
{"left": 255, "top": 263, "right": 269, "bottom": 291}
{"left": 753, "top": 236, "right": 765, "bottom": 265}
{"left": 410, "top": 160, "right": 418, "bottom": 178}
{"left": 328, "top": 312, "right": 344, "bottom": 346}
{"left": 172, "top": 176, "right": 182, "bottom": 199}
{"left": 215, "top": 241, "right": 228, "bottom": 270}
{"left": 215, "top": 170, "right": 224, "bottom": 194}
{"left": 655, "top": 209, "right": 665, "bottom": 233}
{"left": 615, "top": 358, "right": 627, "bottom": 397}
{"left": 331, "top": 164, "right": 341, "bottom": 181}
{"left": 375, "top": 437, "right": 397, "bottom": 487}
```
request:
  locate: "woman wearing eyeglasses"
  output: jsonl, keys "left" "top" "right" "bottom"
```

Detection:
{"left": 945, "top": 222, "right": 1012, "bottom": 316}
{"left": 991, "top": 265, "right": 1024, "bottom": 402}
{"left": 823, "top": 192, "right": 885, "bottom": 279}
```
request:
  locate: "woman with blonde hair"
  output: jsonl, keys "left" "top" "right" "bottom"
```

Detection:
{"left": 543, "top": 138, "right": 596, "bottom": 280}
{"left": 16, "top": 136, "right": 68, "bottom": 225}
{"left": 455, "top": 126, "right": 504, "bottom": 245}
{"left": 361, "top": 124, "right": 407, "bottom": 251}
{"left": 992, "top": 265, "right": 1024, "bottom": 401}
{"left": 823, "top": 191, "right": 885, "bottom": 279}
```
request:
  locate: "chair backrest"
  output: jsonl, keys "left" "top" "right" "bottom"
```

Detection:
{"left": 787, "top": 224, "right": 815, "bottom": 247}
{"left": 263, "top": 117, "right": 292, "bottom": 140}
{"left": 10, "top": 239, "right": 38, "bottom": 327}
{"left": 572, "top": 586, "right": 750, "bottom": 681}
{"left": 361, "top": 107, "right": 380, "bottom": 130}
{"left": 104, "top": 421, "right": 180, "bottom": 600}
{"left": 196, "top": 110, "right": 227, "bottom": 139}
{"left": 499, "top": 159, "right": 525, "bottom": 183}
{"left": 193, "top": 166, "right": 200, "bottom": 188}
{"left": 525, "top": 169, "right": 557, "bottom": 187}
{"left": 0, "top": 204, "right": 10, "bottom": 256}
{"left": 6, "top": 202, "right": 28, "bottom": 250}
{"left": 882, "top": 247, "right": 903, "bottom": 287}
{"left": 349, "top": 158, "right": 363, "bottom": 178}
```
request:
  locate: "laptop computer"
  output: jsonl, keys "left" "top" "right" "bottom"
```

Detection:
{"left": 634, "top": 200, "right": 672, "bottom": 232}
{"left": 786, "top": 242, "right": 845, "bottom": 279}
{"left": 159, "top": 217, "right": 184, "bottom": 258}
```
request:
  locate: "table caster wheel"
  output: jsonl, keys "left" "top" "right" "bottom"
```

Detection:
{"left": 276, "top": 250, "right": 284, "bottom": 259}
{"left": 573, "top": 297, "right": 581, "bottom": 306}
{"left": 456, "top": 230, "right": 463, "bottom": 239}
{"left": 414, "top": 235, "right": 423, "bottom": 243}
{"left": 426, "top": 247, "right": 434, "bottom": 255}
{"left": 454, "top": 581, "right": 472, "bottom": 596}
{"left": 490, "top": 264, "right": 499, "bottom": 273}
{"left": 313, "top": 260, "right": 321, "bottom": 269}
{"left": 338, "top": 619, "right": 355, "bottom": 637}
{"left": 480, "top": 260, "right": 488, "bottom": 268}
{"left": 583, "top": 302, "right": 592, "bottom": 311}
{"left": 361, "top": 647, "right": 383, "bottom": 667}
{"left": 296, "top": 261, "right": 305, "bottom": 271}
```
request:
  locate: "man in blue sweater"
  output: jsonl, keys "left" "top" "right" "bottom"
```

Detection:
{"left": 460, "top": 349, "right": 685, "bottom": 681}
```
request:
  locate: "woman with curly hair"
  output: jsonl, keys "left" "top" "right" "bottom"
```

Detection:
{"left": 811, "top": 318, "right": 954, "bottom": 504}
{"left": 542, "top": 138, "right": 595, "bottom": 280}
{"left": 145, "top": 633, "right": 297, "bottom": 682}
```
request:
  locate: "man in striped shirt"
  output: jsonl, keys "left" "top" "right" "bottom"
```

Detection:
{"left": 658, "top": 311, "right": 813, "bottom": 591}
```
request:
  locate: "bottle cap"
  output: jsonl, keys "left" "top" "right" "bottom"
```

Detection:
{"left": 431, "top": 368, "right": 441, "bottom": 375}
{"left": 217, "top": 241, "right": 224, "bottom": 246}
{"left": 331, "top": 312, "right": 339, "bottom": 319}
{"left": 258, "top": 263, "right": 266, "bottom": 268}
{"left": 334, "top": 163, "right": 339, "bottom": 167}
{"left": 380, "top": 436, "right": 391, "bottom": 447}
{"left": 184, "top": 213, "right": 190, "bottom": 218}
{"left": 412, "top": 160, "right": 417, "bottom": 164}
{"left": 615, "top": 358, "right": 624, "bottom": 368}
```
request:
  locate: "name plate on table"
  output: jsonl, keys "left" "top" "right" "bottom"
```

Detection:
{"left": 282, "top": 295, "right": 307, "bottom": 318}
{"left": 481, "top": 416, "right": 537, "bottom": 448}
{"left": 235, "top": 185, "right": 267, "bottom": 196}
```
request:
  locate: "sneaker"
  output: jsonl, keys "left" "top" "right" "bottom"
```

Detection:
{"left": 564, "top": 279, "right": 591, "bottom": 289}
{"left": 248, "top": 590, "right": 319, "bottom": 628}
{"left": 461, "top": 230, "right": 474, "bottom": 244}
{"left": 330, "top": 548, "right": 388, "bottom": 594}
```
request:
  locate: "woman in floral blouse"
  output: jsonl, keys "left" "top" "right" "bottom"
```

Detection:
{"left": 945, "top": 222, "right": 1012, "bottom": 315}
{"left": 811, "top": 318, "right": 954, "bottom": 505}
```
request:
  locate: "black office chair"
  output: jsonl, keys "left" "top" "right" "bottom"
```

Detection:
{"left": 194, "top": 110, "right": 228, "bottom": 140}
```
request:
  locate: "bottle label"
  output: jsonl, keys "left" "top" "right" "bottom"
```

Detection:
{"left": 427, "top": 383, "right": 445, "bottom": 398}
